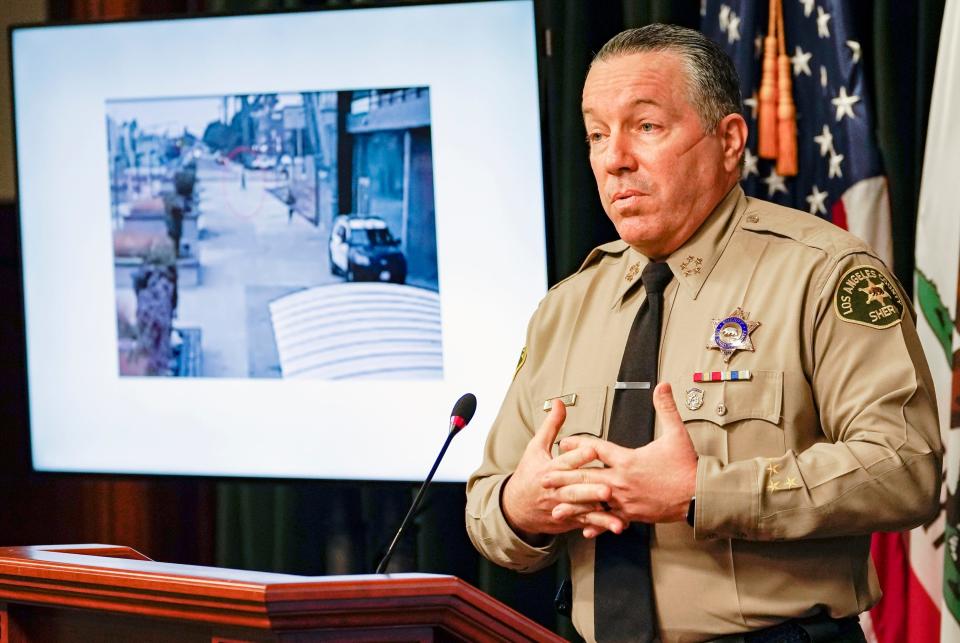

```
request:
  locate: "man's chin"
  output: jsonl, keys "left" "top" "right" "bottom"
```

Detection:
{"left": 615, "top": 226, "right": 673, "bottom": 259}
{"left": 613, "top": 221, "right": 656, "bottom": 247}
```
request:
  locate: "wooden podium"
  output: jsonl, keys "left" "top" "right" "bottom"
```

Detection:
{"left": 0, "top": 544, "right": 562, "bottom": 642}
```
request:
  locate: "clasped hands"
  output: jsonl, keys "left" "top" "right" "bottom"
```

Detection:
{"left": 502, "top": 383, "right": 699, "bottom": 542}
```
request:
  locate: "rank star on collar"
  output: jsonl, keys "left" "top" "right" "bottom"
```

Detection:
{"left": 707, "top": 307, "right": 760, "bottom": 363}
{"left": 680, "top": 255, "right": 703, "bottom": 276}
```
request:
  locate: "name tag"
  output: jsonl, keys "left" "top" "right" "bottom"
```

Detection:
{"left": 614, "top": 381, "right": 651, "bottom": 390}
{"left": 542, "top": 393, "right": 577, "bottom": 411}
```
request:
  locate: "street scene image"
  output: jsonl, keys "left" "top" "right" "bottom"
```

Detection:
{"left": 106, "top": 88, "right": 441, "bottom": 379}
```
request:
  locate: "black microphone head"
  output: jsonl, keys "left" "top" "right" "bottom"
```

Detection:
{"left": 450, "top": 393, "right": 477, "bottom": 432}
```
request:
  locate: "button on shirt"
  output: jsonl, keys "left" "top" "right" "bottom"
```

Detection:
{"left": 465, "top": 185, "right": 942, "bottom": 643}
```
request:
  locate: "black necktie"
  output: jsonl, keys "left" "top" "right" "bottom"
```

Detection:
{"left": 594, "top": 261, "right": 674, "bottom": 643}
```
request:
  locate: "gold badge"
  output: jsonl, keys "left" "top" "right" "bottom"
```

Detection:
{"left": 625, "top": 262, "right": 641, "bottom": 282}
{"left": 680, "top": 255, "right": 703, "bottom": 276}
{"left": 707, "top": 307, "right": 761, "bottom": 363}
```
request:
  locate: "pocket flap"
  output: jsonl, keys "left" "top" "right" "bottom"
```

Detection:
{"left": 534, "top": 385, "right": 608, "bottom": 443}
{"left": 672, "top": 370, "right": 783, "bottom": 427}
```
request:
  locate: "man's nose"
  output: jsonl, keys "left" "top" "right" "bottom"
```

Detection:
{"left": 603, "top": 130, "right": 638, "bottom": 174}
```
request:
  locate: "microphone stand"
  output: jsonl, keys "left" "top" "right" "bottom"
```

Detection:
{"left": 375, "top": 425, "right": 458, "bottom": 574}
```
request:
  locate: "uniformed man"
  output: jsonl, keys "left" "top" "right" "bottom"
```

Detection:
{"left": 465, "top": 24, "right": 942, "bottom": 643}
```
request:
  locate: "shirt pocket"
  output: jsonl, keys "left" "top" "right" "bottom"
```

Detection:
{"left": 672, "top": 371, "right": 785, "bottom": 461}
{"left": 673, "top": 370, "right": 783, "bottom": 427}
{"left": 532, "top": 385, "right": 608, "bottom": 455}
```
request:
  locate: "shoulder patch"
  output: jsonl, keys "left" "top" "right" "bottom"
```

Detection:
{"left": 834, "top": 265, "right": 904, "bottom": 329}
{"left": 513, "top": 346, "right": 527, "bottom": 380}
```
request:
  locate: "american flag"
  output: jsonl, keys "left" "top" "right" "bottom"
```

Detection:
{"left": 701, "top": 2, "right": 931, "bottom": 642}
{"left": 700, "top": 0, "right": 893, "bottom": 267}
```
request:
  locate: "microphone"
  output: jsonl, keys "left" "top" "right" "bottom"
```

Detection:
{"left": 449, "top": 392, "right": 477, "bottom": 432}
{"left": 375, "top": 393, "right": 477, "bottom": 574}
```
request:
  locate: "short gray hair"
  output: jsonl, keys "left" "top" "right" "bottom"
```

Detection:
{"left": 593, "top": 24, "right": 742, "bottom": 132}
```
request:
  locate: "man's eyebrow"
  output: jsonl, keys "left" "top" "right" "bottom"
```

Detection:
{"left": 582, "top": 98, "right": 661, "bottom": 116}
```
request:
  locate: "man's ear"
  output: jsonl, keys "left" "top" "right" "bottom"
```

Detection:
{"left": 717, "top": 113, "right": 748, "bottom": 173}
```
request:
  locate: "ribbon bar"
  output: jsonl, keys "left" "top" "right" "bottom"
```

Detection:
{"left": 693, "top": 370, "right": 752, "bottom": 382}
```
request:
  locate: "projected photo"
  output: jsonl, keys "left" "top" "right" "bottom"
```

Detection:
{"left": 106, "top": 88, "right": 441, "bottom": 380}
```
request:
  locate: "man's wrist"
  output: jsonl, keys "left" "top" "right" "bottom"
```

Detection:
{"left": 500, "top": 475, "right": 551, "bottom": 546}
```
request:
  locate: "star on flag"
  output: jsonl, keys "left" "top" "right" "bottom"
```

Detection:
{"left": 831, "top": 86, "right": 860, "bottom": 121}
{"left": 813, "top": 125, "right": 834, "bottom": 156}
{"left": 791, "top": 46, "right": 813, "bottom": 76}
{"left": 742, "top": 148, "right": 759, "bottom": 179}
{"left": 816, "top": 6, "right": 831, "bottom": 38}
{"left": 764, "top": 169, "right": 788, "bottom": 196}
{"left": 727, "top": 13, "right": 741, "bottom": 43}
{"left": 719, "top": 4, "right": 730, "bottom": 29}
{"left": 806, "top": 185, "right": 828, "bottom": 214}
{"left": 846, "top": 40, "right": 861, "bottom": 64}
{"left": 743, "top": 90, "right": 759, "bottom": 119}
{"left": 828, "top": 151, "right": 845, "bottom": 178}
{"left": 719, "top": 5, "right": 742, "bottom": 45}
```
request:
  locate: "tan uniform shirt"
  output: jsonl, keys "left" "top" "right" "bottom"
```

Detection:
{"left": 465, "top": 186, "right": 942, "bottom": 643}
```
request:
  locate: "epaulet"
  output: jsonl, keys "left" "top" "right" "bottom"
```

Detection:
{"left": 739, "top": 197, "right": 872, "bottom": 257}
{"left": 547, "top": 240, "right": 629, "bottom": 292}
